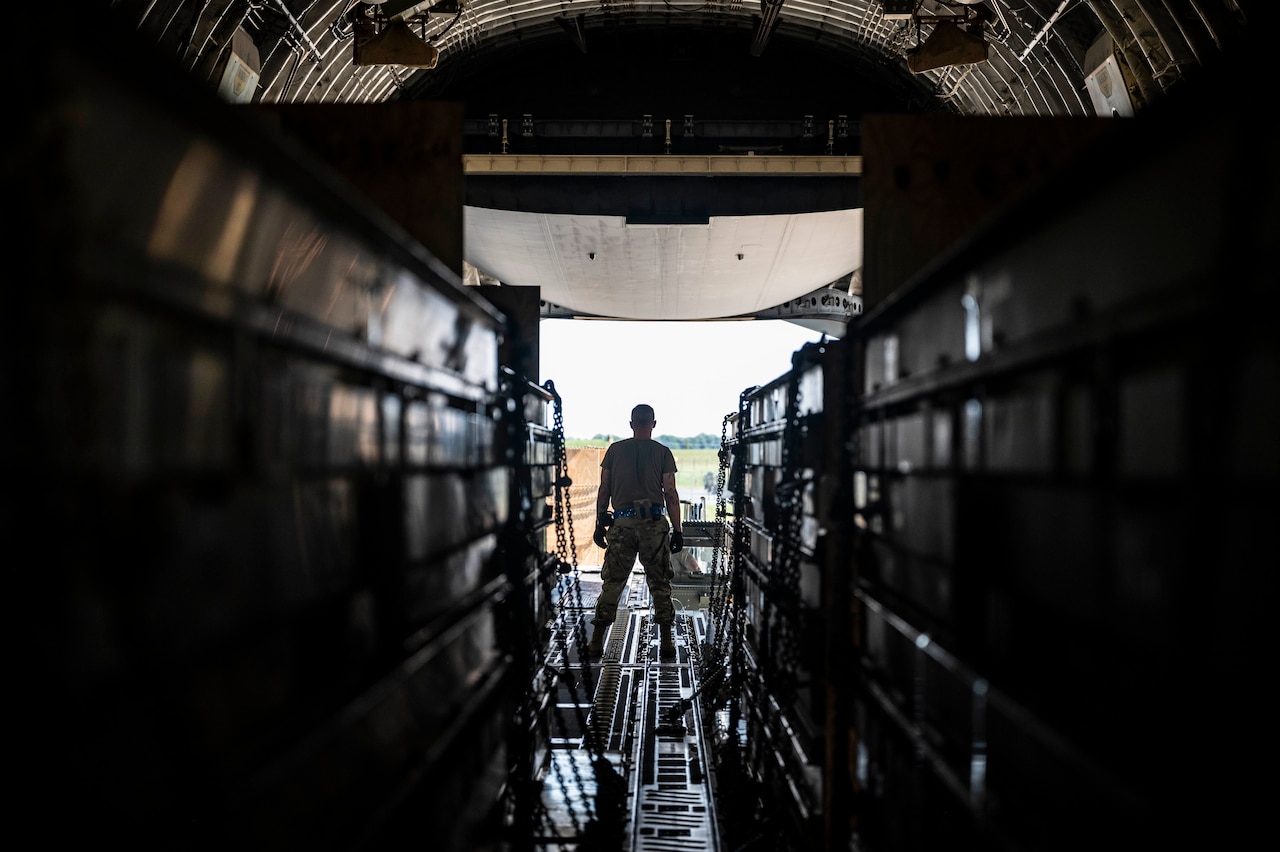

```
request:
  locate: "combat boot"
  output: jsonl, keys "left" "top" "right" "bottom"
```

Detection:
{"left": 659, "top": 622, "right": 676, "bottom": 660}
{"left": 587, "top": 623, "right": 607, "bottom": 659}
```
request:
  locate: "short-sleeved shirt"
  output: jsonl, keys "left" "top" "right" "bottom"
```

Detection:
{"left": 601, "top": 438, "right": 678, "bottom": 510}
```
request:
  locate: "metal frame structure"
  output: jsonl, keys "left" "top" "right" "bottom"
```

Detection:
{"left": 115, "top": 1, "right": 1254, "bottom": 118}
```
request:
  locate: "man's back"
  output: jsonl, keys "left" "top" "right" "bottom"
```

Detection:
{"left": 602, "top": 437, "right": 676, "bottom": 510}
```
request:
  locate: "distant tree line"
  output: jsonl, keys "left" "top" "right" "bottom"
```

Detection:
{"left": 590, "top": 433, "right": 722, "bottom": 449}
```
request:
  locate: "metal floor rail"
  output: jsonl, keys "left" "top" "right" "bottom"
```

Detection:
{"left": 545, "top": 570, "right": 723, "bottom": 852}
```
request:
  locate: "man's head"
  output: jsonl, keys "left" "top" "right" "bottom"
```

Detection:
{"left": 630, "top": 404, "right": 656, "bottom": 429}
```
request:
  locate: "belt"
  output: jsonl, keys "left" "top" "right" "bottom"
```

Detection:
{"left": 614, "top": 506, "right": 665, "bottom": 518}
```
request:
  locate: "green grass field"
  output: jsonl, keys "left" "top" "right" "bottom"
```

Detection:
{"left": 566, "top": 440, "right": 723, "bottom": 494}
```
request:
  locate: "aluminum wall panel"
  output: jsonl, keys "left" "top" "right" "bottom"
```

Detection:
{"left": 843, "top": 71, "right": 1279, "bottom": 852}
{"left": 15, "top": 28, "right": 522, "bottom": 851}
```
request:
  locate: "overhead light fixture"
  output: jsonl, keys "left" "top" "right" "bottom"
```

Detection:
{"left": 353, "top": 18, "right": 439, "bottom": 68}
{"left": 215, "top": 27, "right": 260, "bottom": 103}
{"left": 907, "top": 20, "right": 988, "bottom": 73}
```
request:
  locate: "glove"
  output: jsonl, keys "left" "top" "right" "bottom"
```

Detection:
{"left": 670, "top": 530, "right": 684, "bottom": 553}
{"left": 594, "top": 511, "right": 613, "bottom": 549}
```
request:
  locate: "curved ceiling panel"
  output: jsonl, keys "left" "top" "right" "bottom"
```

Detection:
{"left": 464, "top": 207, "right": 863, "bottom": 319}
{"left": 119, "top": 2, "right": 1256, "bottom": 118}
{"left": 111, "top": 1, "right": 1259, "bottom": 323}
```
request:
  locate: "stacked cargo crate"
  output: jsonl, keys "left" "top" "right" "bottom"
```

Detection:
{"left": 844, "top": 78, "right": 1278, "bottom": 852}
{"left": 722, "top": 342, "right": 831, "bottom": 849}
{"left": 14, "top": 25, "right": 530, "bottom": 850}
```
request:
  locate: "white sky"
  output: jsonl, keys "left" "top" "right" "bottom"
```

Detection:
{"left": 538, "top": 319, "right": 831, "bottom": 439}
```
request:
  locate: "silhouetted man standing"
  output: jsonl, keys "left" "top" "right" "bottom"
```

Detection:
{"left": 589, "top": 404, "right": 684, "bottom": 660}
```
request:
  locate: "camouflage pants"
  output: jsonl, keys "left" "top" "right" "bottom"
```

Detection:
{"left": 593, "top": 516, "right": 674, "bottom": 627}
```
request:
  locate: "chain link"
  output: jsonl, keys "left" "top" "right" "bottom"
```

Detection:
{"left": 728, "top": 391, "right": 752, "bottom": 737}
{"left": 544, "top": 381, "right": 592, "bottom": 685}
{"left": 694, "top": 413, "right": 734, "bottom": 715}
{"left": 701, "top": 390, "right": 755, "bottom": 724}
{"left": 539, "top": 380, "right": 614, "bottom": 842}
{"left": 767, "top": 359, "right": 806, "bottom": 705}
{"left": 706, "top": 414, "right": 732, "bottom": 648}
{"left": 498, "top": 371, "right": 565, "bottom": 849}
